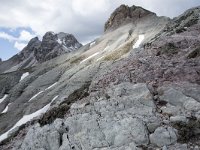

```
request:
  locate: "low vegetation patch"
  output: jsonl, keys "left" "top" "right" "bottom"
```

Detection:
{"left": 158, "top": 42, "right": 179, "bottom": 56}
{"left": 103, "top": 40, "right": 133, "bottom": 61}
{"left": 70, "top": 55, "right": 85, "bottom": 64}
{"left": 172, "top": 117, "right": 200, "bottom": 143}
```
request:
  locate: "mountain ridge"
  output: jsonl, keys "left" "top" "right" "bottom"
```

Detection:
{"left": 0, "top": 4, "right": 200, "bottom": 150}
{"left": 0, "top": 31, "right": 82, "bottom": 74}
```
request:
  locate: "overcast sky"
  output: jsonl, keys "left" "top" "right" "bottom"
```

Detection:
{"left": 0, "top": 0, "right": 200, "bottom": 60}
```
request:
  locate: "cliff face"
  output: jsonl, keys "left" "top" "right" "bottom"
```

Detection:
{"left": 0, "top": 5, "right": 200, "bottom": 150}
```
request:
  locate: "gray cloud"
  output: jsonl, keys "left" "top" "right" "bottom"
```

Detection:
{"left": 0, "top": 0, "right": 200, "bottom": 44}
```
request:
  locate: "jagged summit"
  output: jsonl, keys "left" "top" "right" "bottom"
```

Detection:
{"left": 104, "top": 4, "right": 156, "bottom": 31}
{"left": 19, "top": 31, "right": 82, "bottom": 62}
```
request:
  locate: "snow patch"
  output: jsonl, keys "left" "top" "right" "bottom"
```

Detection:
{"left": 20, "top": 72, "right": 29, "bottom": 81}
{"left": 28, "top": 82, "right": 58, "bottom": 102}
{"left": 0, "top": 94, "right": 8, "bottom": 104}
{"left": 71, "top": 102, "right": 88, "bottom": 109}
{"left": 57, "top": 38, "right": 62, "bottom": 44}
{"left": 46, "top": 82, "right": 58, "bottom": 90}
{"left": 90, "top": 41, "right": 96, "bottom": 47}
{"left": 0, "top": 95, "right": 59, "bottom": 142}
{"left": 1, "top": 103, "right": 11, "bottom": 113}
{"left": 97, "top": 56, "right": 104, "bottom": 61}
{"left": 28, "top": 91, "right": 44, "bottom": 102}
{"left": 101, "top": 46, "right": 110, "bottom": 53}
{"left": 133, "top": 34, "right": 145, "bottom": 49}
{"left": 80, "top": 52, "right": 100, "bottom": 64}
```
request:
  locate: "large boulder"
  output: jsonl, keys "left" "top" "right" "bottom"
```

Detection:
{"left": 150, "top": 127, "right": 177, "bottom": 147}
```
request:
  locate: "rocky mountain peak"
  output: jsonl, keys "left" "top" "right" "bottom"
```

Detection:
{"left": 104, "top": 4, "right": 156, "bottom": 31}
{"left": 42, "top": 32, "right": 57, "bottom": 42}
{"left": 36, "top": 31, "right": 82, "bottom": 62}
{"left": 27, "top": 37, "right": 40, "bottom": 46}
{"left": 18, "top": 37, "right": 41, "bottom": 60}
{"left": 56, "top": 32, "right": 82, "bottom": 49}
{"left": 0, "top": 31, "right": 82, "bottom": 73}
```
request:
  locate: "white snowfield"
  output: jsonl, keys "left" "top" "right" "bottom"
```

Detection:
{"left": 133, "top": 34, "right": 145, "bottom": 49}
{"left": 80, "top": 52, "right": 100, "bottom": 64}
{"left": 20, "top": 72, "right": 29, "bottom": 81}
{"left": 0, "top": 95, "right": 59, "bottom": 142}
{"left": 0, "top": 94, "right": 8, "bottom": 104}
{"left": 1, "top": 103, "right": 11, "bottom": 113}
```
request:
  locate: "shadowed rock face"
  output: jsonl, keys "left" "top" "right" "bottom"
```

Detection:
{"left": 104, "top": 4, "right": 156, "bottom": 32}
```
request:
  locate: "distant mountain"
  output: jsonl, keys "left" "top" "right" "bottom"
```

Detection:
{"left": 0, "top": 4, "right": 200, "bottom": 150}
{"left": 0, "top": 32, "right": 82, "bottom": 73}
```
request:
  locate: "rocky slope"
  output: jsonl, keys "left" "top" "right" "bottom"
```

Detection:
{"left": 0, "top": 4, "right": 200, "bottom": 150}
{"left": 0, "top": 32, "right": 82, "bottom": 73}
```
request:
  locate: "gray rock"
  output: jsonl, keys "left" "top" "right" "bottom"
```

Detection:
{"left": 160, "top": 105, "right": 180, "bottom": 116}
{"left": 183, "top": 99, "right": 200, "bottom": 111}
{"left": 159, "top": 88, "right": 194, "bottom": 106}
{"left": 59, "top": 133, "right": 71, "bottom": 150}
{"left": 162, "top": 145, "right": 167, "bottom": 150}
{"left": 147, "top": 122, "right": 161, "bottom": 133}
{"left": 20, "top": 124, "right": 61, "bottom": 150}
{"left": 170, "top": 116, "right": 188, "bottom": 124}
{"left": 150, "top": 127, "right": 177, "bottom": 147}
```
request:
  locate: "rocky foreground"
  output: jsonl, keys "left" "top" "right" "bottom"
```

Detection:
{"left": 0, "top": 4, "right": 200, "bottom": 150}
